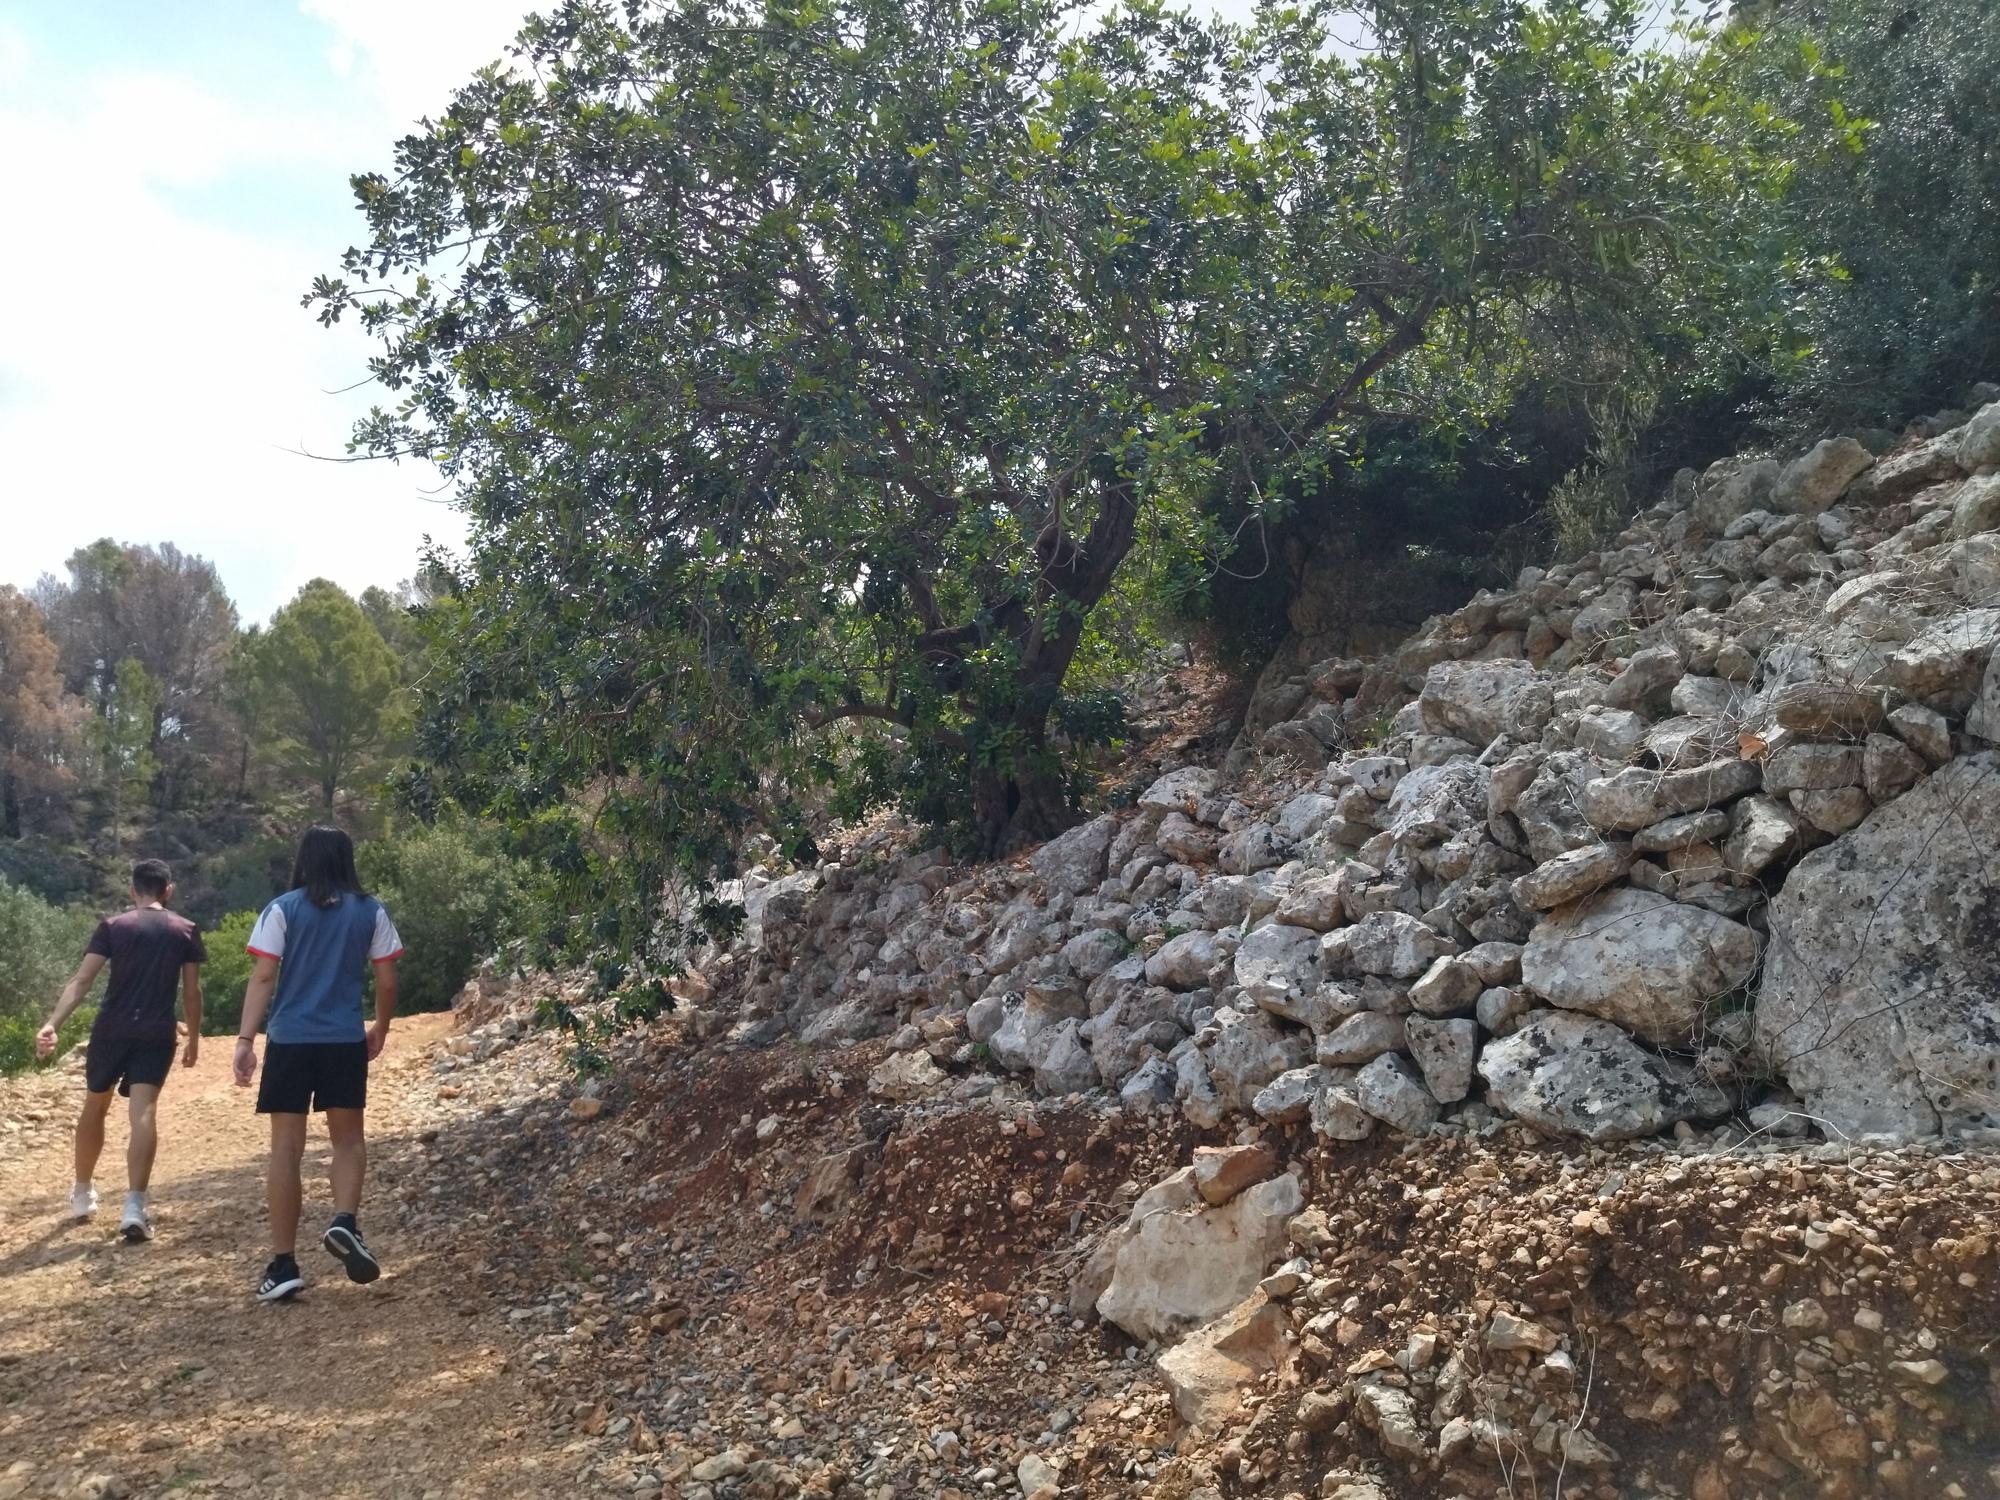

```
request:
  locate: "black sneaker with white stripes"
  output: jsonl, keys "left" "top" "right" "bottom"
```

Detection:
{"left": 322, "top": 1216, "right": 381, "bottom": 1285}
{"left": 256, "top": 1254, "right": 304, "bottom": 1303}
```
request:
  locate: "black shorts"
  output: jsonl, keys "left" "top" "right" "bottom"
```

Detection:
{"left": 85, "top": 1036, "right": 175, "bottom": 1097}
{"left": 256, "top": 1041, "right": 369, "bottom": 1114}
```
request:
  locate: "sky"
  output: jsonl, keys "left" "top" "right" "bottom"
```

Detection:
{"left": 0, "top": 1, "right": 532, "bottom": 624}
{"left": 0, "top": 0, "right": 1296, "bottom": 627}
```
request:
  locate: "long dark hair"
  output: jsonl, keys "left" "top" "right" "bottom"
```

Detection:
{"left": 290, "top": 825, "right": 365, "bottom": 909}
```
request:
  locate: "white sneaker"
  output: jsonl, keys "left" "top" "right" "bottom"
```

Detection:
{"left": 69, "top": 1184, "right": 98, "bottom": 1221}
{"left": 120, "top": 1195, "right": 153, "bottom": 1243}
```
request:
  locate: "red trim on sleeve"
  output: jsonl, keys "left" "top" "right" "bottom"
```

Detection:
{"left": 245, "top": 946, "right": 281, "bottom": 959}
{"left": 372, "top": 948, "right": 405, "bottom": 962}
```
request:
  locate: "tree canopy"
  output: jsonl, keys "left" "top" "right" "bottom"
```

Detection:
{"left": 314, "top": 0, "right": 1792, "bottom": 968}
{"left": 250, "top": 580, "right": 405, "bottom": 814}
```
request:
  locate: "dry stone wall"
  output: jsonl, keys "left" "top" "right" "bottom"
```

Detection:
{"left": 702, "top": 391, "right": 2000, "bottom": 1150}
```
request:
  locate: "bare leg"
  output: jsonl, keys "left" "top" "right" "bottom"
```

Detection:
{"left": 325, "top": 1109, "right": 366, "bottom": 1217}
{"left": 267, "top": 1113, "right": 308, "bottom": 1255}
{"left": 125, "top": 1085, "right": 161, "bottom": 1192}
{"left": 74, "top": 1090, "right": 113, "bottom": 1186}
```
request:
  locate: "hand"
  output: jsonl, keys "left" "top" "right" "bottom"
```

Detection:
{"left": 35, "top": 1024, "right": 58, "bottom": 1061}
{"left": 233, "top": 1037, "right": 257, "bottom": 1087}
{"left": 366, "top": 1021, "right": 390, "bottom": 1062}
{"left": 181, "top": 1034, "right": 200, "bottom": 1069}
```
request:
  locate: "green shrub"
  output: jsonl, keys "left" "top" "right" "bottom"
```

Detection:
{"left": 0, "top": 1008, "right": 92, "bottom": 1077}
{"left": 0, "top": 876, "right": 96, "bottom": 1075}
{"left": 0, "top": 877, "right": 93, "bottom": 1021}
{"left": 359, "top": 820, "right": 525, "bottom": 1013}
{"left": 198, "top": 911, "right": 259, "bottom": 1037}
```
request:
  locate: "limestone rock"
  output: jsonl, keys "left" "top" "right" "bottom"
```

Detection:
{"left": 868, "top": 1050, "right": 947, "bottom": 1101}
{"left": 1862, "top": 732, "right": 1927, "bottom": 802}
{"left": 1581, "top": 759, "right": 1762, "bottom": 833}
{"left": 1771, "top": 681, "right": 1889, "bottom": 739}
{"left": 1096, "top": 1173, "right": 1304, "bottom": 1343}
{"left": 1031, "top": 813, "right": 1118, "bottom": 896}
{"left": 1339, "top": 911, "right": 1451, "bottom": 979}
{"left": 1309, "top": 1082, "right": 1376, "bottom": 1140}
{"left": 1952, "top": 473, "right": 2000, "bottom": 539}
{"left": 1200, "top": 1007, "right": 1313, "bottom": 1112}
{"left": 1315, "top": 1012, "right": 1406, "bottom": 1067}
{"left": 1232, "top": 923, "right": 1320, "bottom": 1003}
{"left": 1520, "top": 886, "right": 1760, "bottom": 1044}
{"left": 1773, "top": 437, "right": 1874, "bottom": 515}
{"left": 1191, "top": 1143, "right": 1277, "bottom": 1206}
{"left": 1478, "top": 1012, "right": 1730, "bottom": 1141}
{"left": 1885, "top": 608, "right": 2000, "bottom": 709}
{"left": 1756, "top": 752, "right": 2000, "bottom": 1137}
{"left": 1405, "top": 1016, "right": 1477, "bottom": 1103}
{"left": 1352, "top": 1053, "right": 1439, "bottom": 1134}
{"left": 1511, "top": 842, "right": 1633, "bottom": 911}
{"left": 1419, "top": 659, "right": 1555, "bottom": 746}
{"left": 1140, "top": 767, "right": 1220, "bottom": 818}
{"left": 1959, "top": 401, "right": 2000, "bottom": 472}
{"left": 1155, "top": 1293, "right": 1293, "bottom": 1429}
{"left": 1407, "top": 955, "right": 1482, "bottom": 1017}
{"left": 1147, "top": 930, "right": 1221, "bottom": 991}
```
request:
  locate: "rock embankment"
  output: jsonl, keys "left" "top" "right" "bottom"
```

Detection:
{"left": 697, "top": 388, "right": 2000, "bottom": 1155}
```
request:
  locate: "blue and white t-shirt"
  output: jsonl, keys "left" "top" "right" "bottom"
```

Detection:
{"left": 246, "top": 889, "right": 403, "bottom": 1044}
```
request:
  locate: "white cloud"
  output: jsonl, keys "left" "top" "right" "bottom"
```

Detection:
{"left": 299, "top": 0, "right": 532, "bottom": 124}
{"left": 0, "top": 31, "right": 467, "bottom": 623}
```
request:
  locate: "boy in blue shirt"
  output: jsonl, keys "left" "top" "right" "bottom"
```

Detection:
{"left": 233, "top": 826, "right": 402, "bottom": 1302}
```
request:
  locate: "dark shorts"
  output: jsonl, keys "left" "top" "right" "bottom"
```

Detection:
{"left": 85, "top": 1035, "right": 175, "bottom": 1097}
{"left": 256, "top": 1041, "right": 369, "bottom": 1114}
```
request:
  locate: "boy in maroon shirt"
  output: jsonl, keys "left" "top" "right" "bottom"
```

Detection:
{"left": 37, "top": 859, "right": 206, "bottom": 1241}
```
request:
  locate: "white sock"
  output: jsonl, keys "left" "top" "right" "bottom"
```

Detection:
{"left": 124, "top": 1190, "right": 146, "bottom": 1216}
{"left": 74, "top": 1181, "right": 93, "bottom": 1196}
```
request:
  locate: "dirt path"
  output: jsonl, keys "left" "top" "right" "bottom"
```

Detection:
{"left": 0, "top": 1019, "right": 576, "bottom": 1500}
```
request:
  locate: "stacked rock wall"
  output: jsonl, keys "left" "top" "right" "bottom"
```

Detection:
{"left": 709, "top": 392, "right": 2000, "bottom": 1147}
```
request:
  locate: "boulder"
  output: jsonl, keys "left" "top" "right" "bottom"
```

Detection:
{"left": 1155, "top": 1294, "right": 1293, "bottom": 1430}
{"left": 1954, "top": 474, "right": 2000, "bottom": 540}
{"left": 1340, "top": 911, "right": 1452, "bottom": 979}
{"left": 1315, "top": 1012, "right": 1406, "bottom": 1067}
{"left": 868, "top": 1050, "right": 946, "bottom": 1100}
{"left": 1581, "top": 758, "right": 1762, "bottom": 833}
{"left": 1762, "top": 742, "right": 1864, "bottom": 793}
{"left": 1062, "top": 927, "right": 1129, "bottom": 982}
{"left": 1309, "top": 1082, "right": 1376, "bottom": 1140}
{"left": 1140, "top": 767, "right": 1220, "bottom": 818}
{"left": 1862, "top": 733, "right": 1927, "bottom": 802}
{"left": 1756, "top": 753, "right": 2000, "bottom": 1137}
{"left": 1199, "top": 1006, "right": 1313, "bottom": 1112}
{"left": 1771, "top": 681, "right": 1889, "bottom": 739}
{"left": 1408, "top": 955, "right": 1483, "bottom": 1016}
{"left": 1405, "top": 1016, "right": 1478, "bottom": 1103}
{"left": 1885, "top": 608, "right": 2000, "bottom": 710}
{"left": 1095, "top": 1172, "right": 1304, "bottom": 1343}
{"left": 1478, "top": 1012, "right": 1731, "bottom": 1142}
{"left": 1632, "top": 809, "right": 1730, "bottom": 854}
{"left": 1419, "top": 660, "right": 1555, "bottom": 747}
{"left": 1723, "top": 793, "right": 1803, "bottom": 879}
{"left": 1959, "top": 403, "right": 2000, "bottom": 472}
{"left": 1772, "top": 437, "right": 1874, "bottom": 515}
{"left": 1520, "top": 886, "right": 1761, "bottom": 1044}
{"left": 1694, "top": 455, "right": 1780, "bottom": 532}
{"left": 1511, "top": 842, "right": 1634, "bottom": 911}
{"left": 1220, "top": 823, "right": 1293, "bottom": 876}
{"left": 1353, "top": 1053, "right": 1440, "bottom": 1134}
{"left": 1031, "top": 814, "right": 1118, "bottom": 896}
{"left": 1970, "top": 648, "right": 2000, "bottom": 742}
{"left": 1146, "top": 930, "right": 1222, "bottom": 991}
{"left": 1191, "top": 1143, "right": 1278, "bottom": 1206}
{"left": 1861, "top": 433, "right": 1962, "bottom": 505}
{"left": 1232, "top": 923, "right": 1320, "bottom": 1002}
{"left": 1250, "top": 1065, "right": 1327, "bottom": 1125}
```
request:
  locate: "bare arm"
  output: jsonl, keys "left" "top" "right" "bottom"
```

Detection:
{"left": 37, "top": 954, "right": 107, "bottom": 1058}
{"left": 367, "top": 959, "right": 398, "bottom": 1060}
{"left": 180, "top": 962, "right": 203, "bottom": 1066}
{"left": 233, "top": 954, "right": 281, "bottom": 1086}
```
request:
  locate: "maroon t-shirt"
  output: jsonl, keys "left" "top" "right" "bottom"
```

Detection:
{"left": 86, "top": 907, "right": 207, "bottom": 1042}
